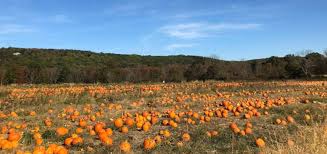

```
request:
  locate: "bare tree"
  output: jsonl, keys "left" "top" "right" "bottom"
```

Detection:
{"left": 42, "top": 67, "right": 60, "bottom": 83}
{"left": 209, "top": 54, "right": 220, "bottom": 60}
{"left": 296, "top": 49, "right": 314, "bottom": 56}
{"left": 300, "top": 59, "right": 314, "bottom": 78}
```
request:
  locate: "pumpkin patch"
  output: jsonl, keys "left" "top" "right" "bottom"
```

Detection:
{"left": 0, "top": 81, "right": 326, "bottom": 153}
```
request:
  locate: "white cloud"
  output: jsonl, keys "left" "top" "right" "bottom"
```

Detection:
{"left": 172, "top": 9, "right": 237, "bottom": 19}
{"left": 165, "top": 43, "right": 196, "bottom": 50}
{"left": 0, "top": 24, "right": 35, "bottom": 34}
{"left": 160, "top": 22, "right": 261, "bottom": 39}
{"left": 104, "top": 3, "right": 147, "bottom": 16}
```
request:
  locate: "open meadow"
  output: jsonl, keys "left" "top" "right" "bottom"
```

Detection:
{"left": 0, "top": 81, "right": 326, "bottom": 154}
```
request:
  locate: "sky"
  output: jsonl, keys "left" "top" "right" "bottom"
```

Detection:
{"left": 0, "top": 0, "right": 326, "bottom": 60}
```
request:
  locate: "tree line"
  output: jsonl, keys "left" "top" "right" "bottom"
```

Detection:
{"left": 0, "top": 47, "right": 327, "bottom": 84}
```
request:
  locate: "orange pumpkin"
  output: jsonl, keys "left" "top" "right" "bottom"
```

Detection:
{"left": 56, "top": 127, "right": 68, "bottom": 136}
{"left": 72, "top": 137, "right": 83, "bottom": 145}
{"left": 114, "top": 118, "right": 124, "bottom": 128}
{"left": 7, "top": 132, "right": 21, "bottom": 141}
{"left": 182, "top": 133, "right": 191, "bottom": 142}
{"left": 79, "top": 120, "right": 87, "bottom": 127}
{"left": 143, "top": 138, "right": 156, "bottom": 150}
{"left": 142, "top": 122, "right": 151, "bottom": 132}
{"left": 287, "top": 116, "right": 295, "bottom": 123}
{"left": 119, "top": 140, "right": 131, "bottom": 153}
{"left": 64, "top": 137, "right": 73, "bottom": 146}
{"left": 125, "top": 118, "right": 134, "bottom": 127}
{"left": 101, "top": 137, "right": 113, "bottom": 146}
{"left": 120, "top": 126, "right": 129, "bottom": 133}
{"left": 105, "top": 128, "right": 113, "bottom": 136}
{"left": 256, "top": 138, "right": 265, "bottom": 147}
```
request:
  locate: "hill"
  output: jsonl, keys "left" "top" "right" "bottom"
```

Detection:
{"left": 0, "top": 47, "right": 326, "bottom": 84}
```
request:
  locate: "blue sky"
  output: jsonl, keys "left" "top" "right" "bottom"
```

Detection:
{"left": 0, "top": 0, "right": 326, "bottom": 60}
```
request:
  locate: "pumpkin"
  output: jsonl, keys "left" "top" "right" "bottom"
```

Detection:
{"left": 154, "top": 135, "right": 162, "bottom": 143}
{"left": 245, "top": 127, "right": 252, "bottom": 134}
{"left": 125, "top": 118, "right": 134, "bottom": 127}
{"left": 56, "top": 127, "right": 68, "bottom": 136}
{"left": 89, "top": 130, "right": 96, "bottom": 136}
{"left": 304, "top": 114, "right": 311, "bottom": 121}
{"left": 182, "top": 133, "right": 191, "bottom": 142}
{"left": 275, "top": 118, "right": 282, "bottom": 124}
{"left": 245, "top": 122, "right": 252, "bottom": 128}
{"left": 142, "top": 122, "right": 151, "bottom": 132}
{"left": 30, "top": 111, "right": 36, "bottom": 116}
{"left": 72, "top": 137, "right": 83, "bottom": 145}
{"left": 98, "top": 132, "right": 108, "bottom": 140}
{"left": 143, "top": 138, "right": 156, "bottom": 150}
{"left": 176, "top": 141, "right": 184, "bottom": 147}
{"left": 105, "top": 128, "right": 113, "bottom": 136}
{"left": 64, "top": 137, "right": 73, "bottom": 146}
{"left": 210, "top": 130, "right": 218, "bottom": 136}
{"left": 33, "top": 133, "right": 42, "bottom": 139}
{"left": 90, "top": 115, "right": 96, "bottom": 121}
{"left": 163, "top": 130, "right": 171, "bottom": 137}
{"left": 136, "top": 122, "right": 143, "bottom": 129}
{"left": 114, "top": 118, "right": 124, "bottom": 128}
{"left": 101, "top": 137, "right": 113, "bottom": 146}
{"left": 255, "top": 138, "right": 265, "bottom": 147}
{"left": 204, "top": 116, "right": 211, "bottom": 122}
{"left": 7, "top": 132, "right": 21, "bottom": 141}
{"left": 33, "top": 146, "right": 46, "bottom": 154}
{"left": 35, "top": 138, "right": 43, "bottom": 145}
{"left": 281, "top": 120, "right": 287, "bottom": 125}
{"left": 75, "top": 127, "right": 83, "bottom": 134}
{"left": 232, "top": 127, "right": 241, "bottom": 134}
{"left": 1, "top": 140, "right": 12, "bottom": 149}
{"left": 56, "top": 147, "right": 68, "bottom": 154}
{"left": 229, "top": 123, "right": 238, "bottom": 129}
{"left": 287, "top": 139, "right": 295, "bottom": 146}
{"left": 193, "top": 112, "right": 199, "bottom": 119}
{"left": 79, "top": 120, "right": 87, "bottom": 127}
{"left": 162, "top": 120, "right": 169, "bottom": 126}
{"left": 119, "top": 140, "right": 131, "bottom": 153}
{"left": 94, "top": 123, "right": 105, "bottom": 133}
{"left": 169, "top": 112, "right": 176, "bottom": 119}
{"left": 44, "top": 119, "right": 52, "bottom": 127}
{"left": 1, "top": 126, "right": 8, "bottom": 134}
{"left": 48, "top": 143, "right": 58, "bottom": 151}
{"left": 151, "top": 116, "right": 159, "bottom": 124}
{"left": 244, "top": 113, "right": 251, "bottom": 119}
{"left": 239, "top": 130, "right": 246, "bottom": 136}
{"left": 120, "top": 126, "right": 129, "bottom": 133}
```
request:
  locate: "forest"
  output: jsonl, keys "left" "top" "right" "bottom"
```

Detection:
{"left": 0, "top": 47, "right": 327, "bottom": 84}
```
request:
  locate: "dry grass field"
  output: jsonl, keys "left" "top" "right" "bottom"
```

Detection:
{"left": 0, "top": 81, "right": 326, "bottom": 154}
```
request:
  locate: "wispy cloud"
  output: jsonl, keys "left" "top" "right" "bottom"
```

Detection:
{"left": 160, "top": 22, "right": 261, "bottom": 39}
{"left": 104, "top": 3, "right": 148, "bottom": 16}
{"left": 172, "top": 9, "right": 237, "bottom": 19}
{"left": 31, "top": 14, "right": 73, "bottom": 24}
{"left": 105, "top": 4, "right": 142, "bottom": 15}
{"left": 0, "top": 24, "right": 35, "bottom": 34}
{"left": 165, "top": 43, "right": 196, "bottom": 50}
{"left": 171, "top": 4, "right": 281, "bottom": 19}
{"left": 103, "top": 1, "right": 158, "bottom": 17}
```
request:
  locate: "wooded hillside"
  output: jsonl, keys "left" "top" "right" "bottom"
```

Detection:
{"left": 0, "top": 47, "right": 326, "bottom": 84}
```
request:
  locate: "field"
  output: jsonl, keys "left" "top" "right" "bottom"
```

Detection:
{"left": 0, "top": 81, "right": 327, "bottom": 154}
